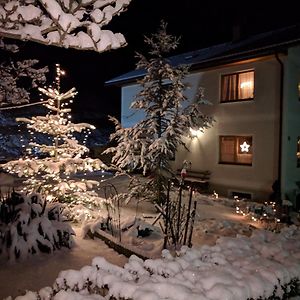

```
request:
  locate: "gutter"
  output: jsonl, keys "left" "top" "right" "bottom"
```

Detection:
{"left": 275, "top": 53, "right": 284, "bottom": 204}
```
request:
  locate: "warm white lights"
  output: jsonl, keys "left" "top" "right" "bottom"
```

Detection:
{"left": 2, "top": 63, "right": 104, "bottom": 208}
{"left": 189, "top": 127, "right": 203, "bottom": 138}
{"left": 240, "top": 141, "right": 250, "bottom": 152}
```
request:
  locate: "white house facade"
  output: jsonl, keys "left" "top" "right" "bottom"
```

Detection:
{"left": 106, "top": 25, "right": 300, "bottom": 206}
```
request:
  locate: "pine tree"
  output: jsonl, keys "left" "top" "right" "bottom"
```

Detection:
{"left": 107, "top": 22, "right": 213, "bottom": 205}
{"left": 2, "top": 64, "right": 106, "bottom": 212}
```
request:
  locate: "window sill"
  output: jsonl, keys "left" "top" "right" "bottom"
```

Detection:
{"left": 219, "top": 162, "right": 252, "bottom": 166}
{"left": 220, "top": 98, "right": 254, "bottom": 103}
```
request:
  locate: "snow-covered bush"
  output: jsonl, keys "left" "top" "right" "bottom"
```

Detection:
{"left": 12, "top": 226, "right": 300, "bottom": 300}
{"left": 0, "top": 191, "right": 74, "bottom": 261}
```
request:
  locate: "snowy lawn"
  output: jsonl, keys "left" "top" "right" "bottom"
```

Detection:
{"left": 1, "top": 173, "right": 300, "bottom": 299}
{"left": 9, "top": 226, "right": 300, "bottom": 300}
{"left": 0, "top": 226, "right": 127, "bottom": 299}
{"left": 84, "top": 175, "right": 263, "bottom": 259}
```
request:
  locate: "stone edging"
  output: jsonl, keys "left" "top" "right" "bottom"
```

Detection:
{"left": 87, "top": 229, "right": 149, "bottom": 261}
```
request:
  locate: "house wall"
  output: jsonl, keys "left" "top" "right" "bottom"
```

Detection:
{"left": 120, "top": 57, "right": 282, "bottom": 200}
{"left": 281, "top": 46, "right": 300, "bottom": 206}
{"left": 121, "top": 85, "right": 144, "bottom": 128}
{"left": 176, "top": 58, "right": 281, "bottom": 200}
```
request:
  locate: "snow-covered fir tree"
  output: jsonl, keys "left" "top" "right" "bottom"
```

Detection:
{"left": 2, "top": 64, "right": 106, "bottom": 217}
{"left": 106, "top": 22, "right": 213, "bottom": 205}
{"left": 0, "top": 0, "right": 131, "bottom": 53}
{"left": 0, "top": 39, "right": 48, "bottom": 106}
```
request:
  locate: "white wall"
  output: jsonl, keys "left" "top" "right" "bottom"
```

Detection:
{"left": 120, "top": 57, "right": 282, "bottom": 200}
{"left": 121, "top": 85, "right": 144, "bottom": 128}
{"left": 175, "top": 58, "right": 282, "bottom": 199}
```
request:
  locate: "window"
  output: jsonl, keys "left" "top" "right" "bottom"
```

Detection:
{"left": 219, "top": 136, "right": 253, "bottom": 165}
{"left": 297, "top": 137, "right": 300, "bottom": 167}
{"left": 221, "top": 70, "right": 254, "bottom": 102}
{"left": 298, "top": 82, "right": 300, "bottom": 100}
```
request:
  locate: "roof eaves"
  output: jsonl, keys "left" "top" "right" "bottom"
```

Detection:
{"left": 106, "top": 35, "right": 300, "bottom": 87}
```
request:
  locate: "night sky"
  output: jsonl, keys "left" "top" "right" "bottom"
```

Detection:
{"left": 7, "top": 0, "right": 300, "bottom": 128}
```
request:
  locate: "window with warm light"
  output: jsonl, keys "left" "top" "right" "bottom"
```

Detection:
{"left": 221, "top": 70, "right": 254, "bottom": 102}
{"left": 219, "top": 136, "right": 253, "bottom": 165}
{"left": 297, "top": 137, "right": 300, "bottom": 167}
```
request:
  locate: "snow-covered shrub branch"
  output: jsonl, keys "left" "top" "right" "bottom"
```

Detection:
{"left": 0, "top": 0, "right": 132, "bottom": 53}
{"left": 0, "top": 190, "right": 74, "bottom": 261}
{"left": 0, "top": 41, "right": 48, "bottom": 106}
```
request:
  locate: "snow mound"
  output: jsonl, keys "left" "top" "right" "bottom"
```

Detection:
{"left": 12, "top": 226, "right": 300, "bottom": 299}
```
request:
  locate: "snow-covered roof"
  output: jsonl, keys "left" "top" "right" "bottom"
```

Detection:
{"left": 105, "top": 24, "right": 300, "bottom": 86}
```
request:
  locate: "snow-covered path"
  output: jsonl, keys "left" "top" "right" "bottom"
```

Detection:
{"left": 0, "top": 227, "right": 128, "bottom": 299}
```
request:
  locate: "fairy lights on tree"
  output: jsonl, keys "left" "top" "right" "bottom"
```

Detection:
{"left": 2, "top": 64, "right": 106, "bottom": 211}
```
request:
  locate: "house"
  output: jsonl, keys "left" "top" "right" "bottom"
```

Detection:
{"left": 106, "top": 25, "right": 300, "bottom": 206}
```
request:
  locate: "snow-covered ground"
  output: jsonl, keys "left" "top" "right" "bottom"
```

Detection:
{"left": 0, "top": 227, "right": 127, "bottom": 299}
{"left": 1, "top": 173, "right": 300, "bottom": 299}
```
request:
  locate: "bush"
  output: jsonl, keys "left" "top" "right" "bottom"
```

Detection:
{"left": 0, "top": 191, "right": 74, "bottom": 261}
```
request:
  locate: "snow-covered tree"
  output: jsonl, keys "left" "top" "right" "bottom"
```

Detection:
{"left": 106, "top": 22, "right": 213, "bottom": 205}
{"left": 0, "top": 0, "right": 131, "bottom": 53}
{"left": 2, "top": 64, "right": 106, "bottom": 213}
{"left": 0, "top": 40, "right": 48, "bottom": 106}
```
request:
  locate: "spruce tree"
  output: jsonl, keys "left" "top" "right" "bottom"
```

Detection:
{"left": 107, "top": 22, "right": 213, "bottom": 205}
{"left": 3, "top": 64, "right": 105, "bottom": 210}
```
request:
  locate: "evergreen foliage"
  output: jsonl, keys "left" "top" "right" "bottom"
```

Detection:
{"left": 106, "top": 22, "right": 213, "bottom": 205}
{"left": 0, "top": 190, "right": 74, "bottom": 261}
{"left": 0, "top": 0, "right": 131, "bottom": 53}
{"left": 2, "top": 65, "right": 106, "bottom": 210}
{"left": 0, "top": 40, "right": 48, "bottom": 106}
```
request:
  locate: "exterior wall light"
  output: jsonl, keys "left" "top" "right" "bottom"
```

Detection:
{"left": 189, "top": 127, "right": 203, "bottom": 138}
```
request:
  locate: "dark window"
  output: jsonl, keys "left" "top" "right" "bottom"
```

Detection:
{"left": 221, "top": 71, "right": 254, "bottom": 102}
{"left": 219, "top": 136, "right": 253, "bottom": 165}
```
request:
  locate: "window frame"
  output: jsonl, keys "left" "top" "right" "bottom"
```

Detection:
{"left": 220, "top": 70, "right": 255, "bottom": 103}
{"left": 219, "top": 135, "right": 253, "bottom": 166}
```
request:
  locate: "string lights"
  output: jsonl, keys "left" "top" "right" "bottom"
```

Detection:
{"left": 2, "top": 64, "right": 106, "bottom": 215}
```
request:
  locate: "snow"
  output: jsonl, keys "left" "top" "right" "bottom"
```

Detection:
{"left": 0, "top": 226, "right": 127, "bottom": 299}
{"left": 1, "top": 174, "right": 300, "bottom": 299}
{"left": 10, "top": 225, "right": 300, "bottom": 299}
{"left": 0, "top": 0, "right": 131, "bottom": 53}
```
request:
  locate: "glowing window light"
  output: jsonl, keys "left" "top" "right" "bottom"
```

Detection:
{"left": 240, "top": 81, "right": 253, "bottom": 89}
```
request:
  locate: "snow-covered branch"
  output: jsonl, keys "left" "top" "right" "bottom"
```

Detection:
{"left": 0, "top": 57, "right": 48, "bottom": 106}
{"left": 0, "top": 0, "right": 132, "bottom": 53}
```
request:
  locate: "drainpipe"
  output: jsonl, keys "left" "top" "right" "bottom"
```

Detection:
{"left": 275, "top": 53, "right": 284, "bottom": 204}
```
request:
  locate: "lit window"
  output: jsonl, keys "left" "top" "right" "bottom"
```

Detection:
{"left": 298, "top": 82, "right": 300, "bottom": 100}
{"left": 219, "top": 136, "right": 253, "bottom": 165}
{"left": 221, "top": 70, "right": 254, "bottom": 102}
{"left": 297, "top": 137, "right": 300, "bottom": 167}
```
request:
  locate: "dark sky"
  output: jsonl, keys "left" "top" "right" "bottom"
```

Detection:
{"left": 11, "top": 0, "right": 300, "bottom": 127}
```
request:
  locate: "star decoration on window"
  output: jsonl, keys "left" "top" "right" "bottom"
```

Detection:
{"left": 240, "top": 141, "right": 250, "bottom": 153}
